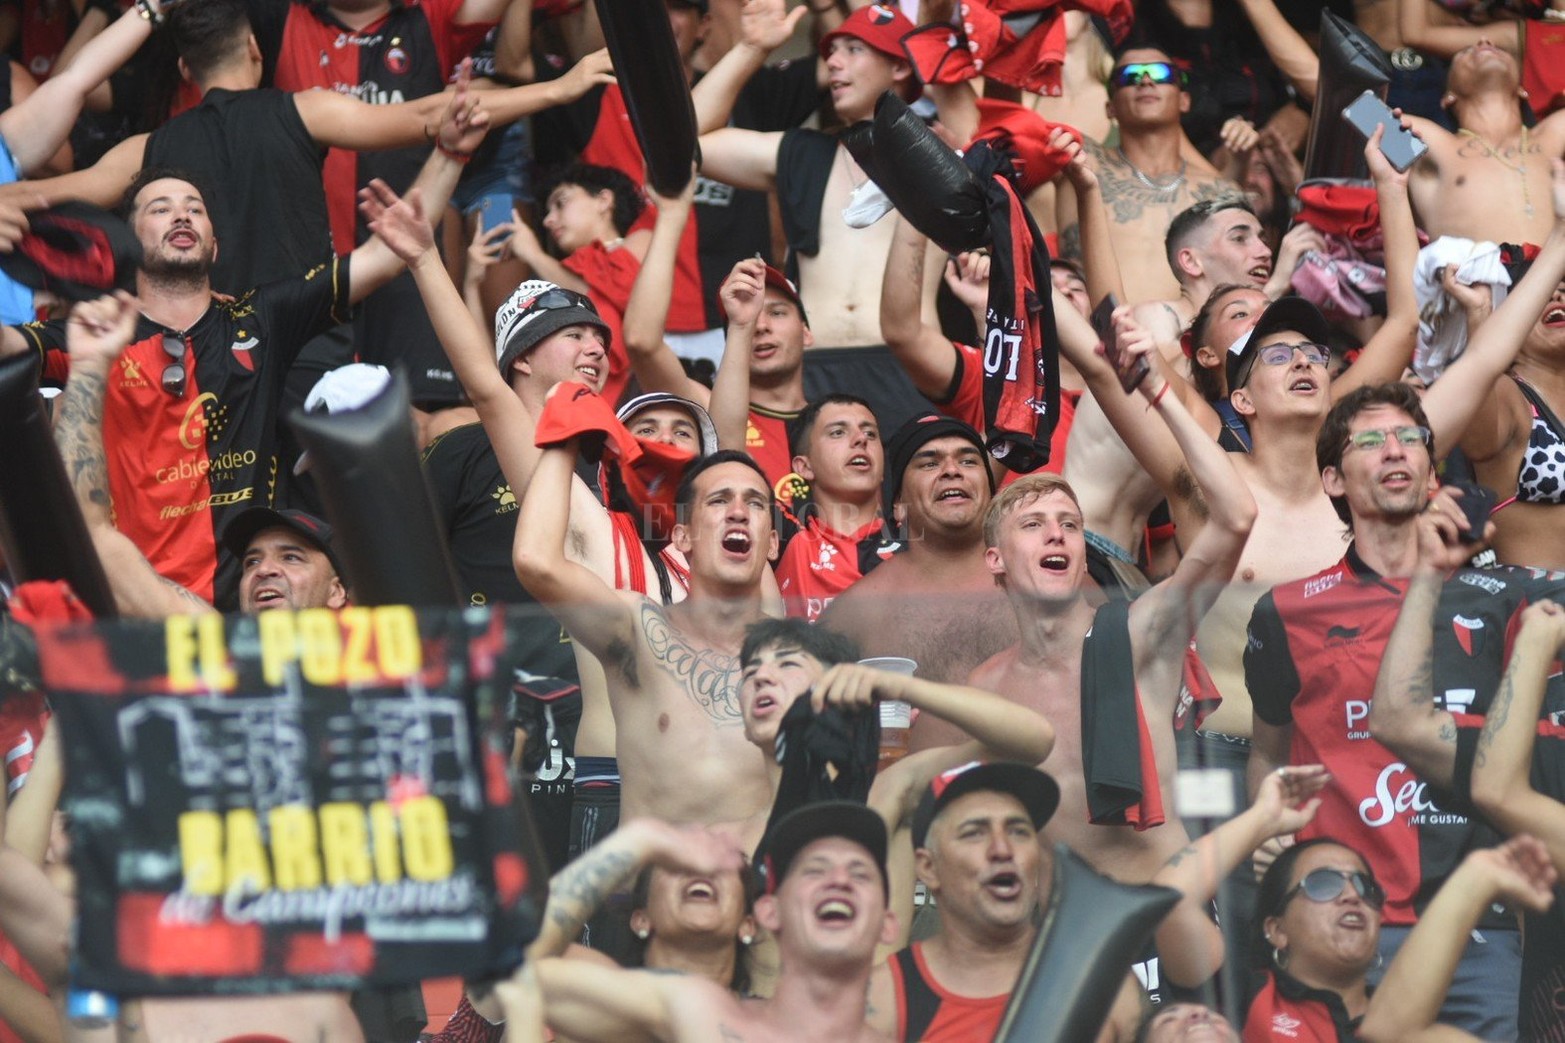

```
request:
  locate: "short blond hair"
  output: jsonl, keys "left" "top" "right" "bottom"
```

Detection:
{"left": 983, "top": 473, "right": 1082, "bottom": 547}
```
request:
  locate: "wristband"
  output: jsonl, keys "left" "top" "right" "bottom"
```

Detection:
{"left": 1147, "top": 382, "right": 1169, "bottom": 409}
{"left": 435, "top": 139, "right": 473, "bottom": 164}
{"left": 134, "top": 0, "right": 164, "bottom": 25}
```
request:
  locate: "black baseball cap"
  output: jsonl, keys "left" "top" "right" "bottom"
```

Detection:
{"left": 1226, "top": 296, "right": 1331, "bottom": 390}
{"left": 758, "top": 801, "right": 889, "bottom": 897}
{"left": 882, "top": 413, "right": 994, "bottom": 520}
{"left": 911, "top": 761, "right": 1060, "bottom": 848}
{"left": 220, "top": 508, "right": 343, "bottom": 577}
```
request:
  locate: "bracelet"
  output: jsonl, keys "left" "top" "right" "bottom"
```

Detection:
{"left": 134, "top": 0, "right": 164, "bottom": 25}
{"left": 1147, "top": 382, "right": 1169, "bottom": 409}
{"left": 435, "top": 139, "right": 473, "bottom": 164}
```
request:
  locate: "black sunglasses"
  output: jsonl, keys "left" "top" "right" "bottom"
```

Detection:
{"left": 526, "top": 287, "right": 588, "bottom": 313}
{"left": 161, "top": 333, "right": 188, "bottom": 398}
{"left": 1284, "top": 867, "right": 1385, "bottom": 910}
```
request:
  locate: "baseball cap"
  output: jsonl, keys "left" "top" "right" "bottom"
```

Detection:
{"left": 219, "top": 508, "right": 343, "bottom": 578}
{"left": 494, "top": 280, "right": 610, "bottom": 377}
{"left": 762, "top": 264, "right": 809, "bottom": 327}
{"left": 293, "top": 363, "right": 392, "bottom": 474}
{"left": 758, "top": 800, "right": 889, "bottom": 896}
{"left": 1226, "top": 295, "right": 1331, "bottom": 390}
{"left": 882, "top": 413, "right": 994, "bottom": 520}
{"left": 0, "top": 201, "right": 143, "bottom": 301}
{"left": 617, "top": 392, "right": 719, "bottom": 457}
{"left": 910, "top": 761, "right": 1060, "bottom": 848}
{"left": 818, "top": 3, "right": 915, "bottom": 63}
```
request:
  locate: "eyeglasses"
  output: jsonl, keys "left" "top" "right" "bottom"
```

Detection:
{"left": 1283, "top": 868, "right": 1385, "bottom": 910}
{"left": 1111, "top": 61, "right": 1180, "bottom": 89}
{"left": 1255, "top": 341, "right": 1330, "bottom": 368}
{"left": 161, "top": 333, "right": 187, "bottom": 397}
{"left": 1343, "top": 425, "right": 1431, "bottom": 453}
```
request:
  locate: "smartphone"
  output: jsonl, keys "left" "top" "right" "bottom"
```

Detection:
{"left": 1091, "top": 293, "right": 1149, "bottom": 393}
{"left": 1342, "top": 90, "right": 1428, "bottom": 173}
{"left": 476, "top": 194, "right": 513, "bottom": 235}
{"left": 1447, "top": 481, "right": 1499, "bottom": 543}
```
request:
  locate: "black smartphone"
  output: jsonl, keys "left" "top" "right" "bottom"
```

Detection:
{"left": 1342, "top": 90, "right": 1428, "bottom": 173}
{"left": 1091, "top": 293, "right": 1150, "bottom": 393}
{"left": 1447, "top": 481, "right": 1499, "bottom": 543}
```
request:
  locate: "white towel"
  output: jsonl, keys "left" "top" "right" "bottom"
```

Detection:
{"left": 1412, "top": 237, "right": 1511, "bottom": 383}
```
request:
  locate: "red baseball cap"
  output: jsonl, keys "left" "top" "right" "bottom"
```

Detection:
{"left": 818, "top": 3, "right": 916, "bottom": 63}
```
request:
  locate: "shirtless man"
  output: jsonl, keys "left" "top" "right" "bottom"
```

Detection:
{"left": 819, "top": 416, "right": 1020, "bottom": 751}
{"left": 1056, "top": 48, "right": 1239, "bottom": 305}
{"left": 515, "top": 444, "right": 776, "bottom": 832}
{"left": 529, "top": 801, "right": 897, "bottom": 1042}
{"left": 697, "top": 4, "right": 944, "bottom": 350}
{"left": 974, "top": 369, "right": 1256, "bottom": 881}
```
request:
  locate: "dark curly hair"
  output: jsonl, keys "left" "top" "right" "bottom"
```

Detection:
{"left": 542, "top": 163, "right": 647, "bottom": 237}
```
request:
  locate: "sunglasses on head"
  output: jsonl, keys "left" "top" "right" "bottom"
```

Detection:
{"left": 1111, "top": 61, "right": 1181, "bottom": 89}
{"left": 161, "top": 333, "right": 187, "bottom": 398}
{"left": 526, "top": 287, "right": 589, "bottom": 314}
{"left": 1284, "top": 867, "right": 1385, "bottom": 910}
{"left": 1343, "top": 425, "right": 1431, "bottom": 453}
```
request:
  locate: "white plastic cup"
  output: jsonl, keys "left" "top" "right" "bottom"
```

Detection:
{"left": 861, "top": 657, "right": 917, "bottom": 765}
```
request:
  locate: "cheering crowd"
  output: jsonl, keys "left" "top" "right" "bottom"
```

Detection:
{"left": 3, "top": 0, "right": 1565, "bottom": 1037}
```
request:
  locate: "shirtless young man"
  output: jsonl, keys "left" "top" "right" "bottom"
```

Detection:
{"left": 515, "top": 445, "right": 777, "bottom": 833}
{"left": 530, "top": 801, "right": 899, "bottom": 1043}
{"left": 696, "top": 4, "right": 944, "bottom": 350}
{"left": 819, "top": 417, "right": 1020, "bottom": 751}
{"left": 974, "top": 364, "right": 1256, "bottom": 881}
{"left": 1055, "top": 48, "right": 1240, "bottom": 306}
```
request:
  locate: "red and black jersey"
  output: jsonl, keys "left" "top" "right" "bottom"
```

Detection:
{"left": 775, "top": 512, "right": 886, "bottom": 621}
{"left": 887, "top": 943, "right": 1009, "bottom": 1043}
{"left": 745, "top": 404, "right": 801, "bottom": 492}
{"left": 1245, "top": 548, "right": 1563, "bottom": 926}
{"left": 934, "top": 341, "right": 1077, "bottom": 479}
{"left": 252, "top": 0, "right": 489, "bottom": 252}
{"left": 1242, "top": 971, "right": 1361, "bottom": 1042}
{"left": 22, "top": 258, "right": 352, "bottom": 607}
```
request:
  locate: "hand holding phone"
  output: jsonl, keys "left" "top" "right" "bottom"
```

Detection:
{"left": 1446, "top": 481, "right": 1499, "bottom": 544}
{"left": 1342, "top": 91, "right": 1428, "bottom": 173}
{"left": 1091, "top": 294, "right": 1150, "bottom": 393}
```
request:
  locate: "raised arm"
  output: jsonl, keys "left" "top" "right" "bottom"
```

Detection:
{"left": 1153, "top": 765, "right": 1327, "bottom": 987}
{"left": 53, "top": 293, "right": 214, "bottom": 619}
{"left": 1421, "top": 161, "right": 1565, "bottom": 459}
{"left": 881, "top": 215, "right": 960, "bottom": 397}
{"left": 1397, "top": 0, "right": 1518, "bottom": 59}
{"left": 1366, "top": 489, "right": 1477, "bottom": 786}
{"left": 0, "top": 3, "right": 150, "bottom": 174}
{"left": 512, "top": 436, "right": 640, "bottom": 662}
{"left": 1360, "top": 836, "right": 1556, "bottom": 1043}
{"left": 708, "top": 258, "right": 764, "bottom": 451}
{"left": 533, "top": 959, "right": 679, "bottom": 1042}
{"left": 0, "top": 131, "right": 146, "bottom": 211}
{"left": 1052, "top": 130, "right": 1125, "bottom": 307}
{"left": 1471, "top": 599, "right": 1565, "bottom": 869}
{"left": 1232, "top": 0, "right": 1319, "bottom": 100}
{"left": 690, "top": 0, "right": 805, "bottom": 134}
{"left": 622, "top": 176, "right": 710, "bottom": 405}
{"left": 346, "top": 82, "right": 491, "bottom": 304}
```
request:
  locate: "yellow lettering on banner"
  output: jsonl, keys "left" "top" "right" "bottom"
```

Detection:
{"left": 298, "top": 609, "right": 341, "bottom": 686}
{"left": 259, "top": 610, "right": 297, "bottom": 685}
{"left": 401, "top": 797, "right": 454, "bottom": 881}
{"left": 370, "top": 801, "right": 401, "bottom": 883}
{"left": 375, "top": 606, "right": 420, "bottom": 678}
{"left": 197, "top": 614, "right": 236, "bottom": 689}
{"left": 224, "top": 809, "right": 271, "bottom": 891}
{"left": 340, "top": 608, "right": 377, "bottom": 684}
{"left": 178, "top": 811, "right": 223, "bottom": 895}
{"left": 166, "top": 617, "right": 198, "bottom": 690}
{"left": 319, "top": 803, "right": 373, "bottom": 886}
{"left": 268, "top": 805, "right": 322, "bottom": 890}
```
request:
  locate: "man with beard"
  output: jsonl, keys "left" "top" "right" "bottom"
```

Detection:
{"left": 1, "top": 136, "right": 474, "bottom": 606}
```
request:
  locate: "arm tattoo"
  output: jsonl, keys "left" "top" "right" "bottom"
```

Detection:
{"left": 53, "top": 367, "right": 113, "bottom": 521}
{"left": 1164, "top": 844, "right": 1198, "bottom": 869}
{"left": 1474, "top": 671, "right": 1516, "bottom": 769}
{"left": 1406, "top": 647, "right": 1434, "bottom": 709}
{"left": 1058, "top": 222, "right": 1082, "bottom": 261}
{"left": 544, "top": 847, "right": 639, "bottom": 941}
{"left": 160, "top": 576, "right": 212, "bottom": 611}
{"left": 638, "top": 603, "right": 743, "bottom": 724}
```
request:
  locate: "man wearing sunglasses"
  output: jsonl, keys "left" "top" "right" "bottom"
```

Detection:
{"left": 1242, "top": 380, "right": 1561, "bottom": 1038}
{"left": 1055, "top": 48, "right": 1236, "bottom": 308}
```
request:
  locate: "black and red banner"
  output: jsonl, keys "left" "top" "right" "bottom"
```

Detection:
{"left": 40, "top": 605, "right": 546, "bottom": 995}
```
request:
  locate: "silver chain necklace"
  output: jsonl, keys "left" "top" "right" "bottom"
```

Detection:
{"left": 1118, "top": 148, "right": 1188, "bottom": 195}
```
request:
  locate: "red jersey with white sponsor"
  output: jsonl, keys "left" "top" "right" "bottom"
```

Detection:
{"left": 745, "top": 405, "right": 801, "bottom": 492}
{"left": 1245, "top": 548, "right": 1555, "bottom": 926}
{"left": 935, "top": 341, "right": 1077, "bottom": 478}
{"left": 775, "top": 514, "right": 885, "bottom": 621}
{"left": 259, "top": 0, "right": 491, "bottom": 251}
{"left": 21, "top": 259, "right": 352, "bottom": 606}
{"left": 1242, "top": 972, "right": 1358, "bottom": 1042}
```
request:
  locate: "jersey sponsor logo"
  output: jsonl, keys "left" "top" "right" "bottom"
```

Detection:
{"left": 811, "top": 540, "right": 838, "bottom": 573}
{"left": 120, "top": 355, "right": 149, "bottom": 388}
{"left": 385, "top": 46, "right": 409, "bottom": 75}
{"left": 491, "top": 484, "right": 517, "bottom": 515}
{"left": 774, "top": 473, "right": 808, "bottom": 510}
{"left": 335, "top": 31, "right": 386, "bottom": 48}
{"left": 178, "top": 392, "right": 220, "bottom": 450}
{"left": 155, "top": 449, "right": 258, "bottom": 487}
{"left": 1452, "top": 614, "right": 1485, "bottom": 656}
{"left": 1359, "top": 761, "right": 1466, "bottom": 827}
{"left": 1457, "top": 571, "right": 1507, "bottom": 595}
{"left": 1302, "top": 571, "right": 1343, "bottom": 598}
{"left": 1439, "top": 688, "right": 1475, "bottom": 714}
{"left": 231, "top": 333, "right": 258, "bottom": 372}
{"left": 334, "top": 80, "right": 406, "bottom": 105}
{"left": 1325, "top": 623, "right": 1361, "bottom": 647}
{"left": 1345, "top": 699, "right": 1372, "bottom": 740}
{"left": 692, "top": 176, "right": 734, "bottom": 208}
{"left": 1269, "top": 1013, "right": 1302, "bottom": 1037}
{"left": 157, "top": 486, "right": 253, "bottom": 520}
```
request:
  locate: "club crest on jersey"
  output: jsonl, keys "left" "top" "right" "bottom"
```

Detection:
{"left": 385, "top": 45, "right": 409, "bottom": 75}
{"left": 1452, "top": 614, "right": 1485, "bottom": 657}
{"left": 231, "top": 333, "right": 258, "bottom": 372}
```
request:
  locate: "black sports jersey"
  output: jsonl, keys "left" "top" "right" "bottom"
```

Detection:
{"left": 22, "top": 258, "right": 352, "bottom": 606}
{"left": 1247, "top": 547, "right": 1564, "bottom": 926}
